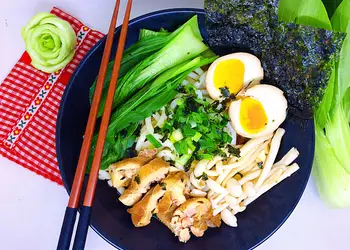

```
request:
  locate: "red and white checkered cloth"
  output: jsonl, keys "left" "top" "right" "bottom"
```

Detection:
{"left": 0, "top": 7, "right": 104, "bottom": 185}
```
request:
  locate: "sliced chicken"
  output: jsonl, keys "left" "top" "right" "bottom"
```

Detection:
{"left": 109, "top": 156, "right": 153, "bottom": 188}
{"left": 138, "top": 148, "right": 158, "bottom": 158}
{"left": 128, "top": 171, "right": 189, "bottom": 227}
{"left": 169, "top": 198, "right": 221, "bottom": 243}
{"left": 156, "top": 192, "right": 178, "bottom": 229}
{"left": 127, "top": 187, "right": 164, "bottom": 227}
{"left": 119, "top": 158, "right": 169, "bottom": 206}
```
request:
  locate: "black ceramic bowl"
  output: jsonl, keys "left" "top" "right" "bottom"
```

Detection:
{"left": 57, "top": 8, "right": 315, "bottom": 250}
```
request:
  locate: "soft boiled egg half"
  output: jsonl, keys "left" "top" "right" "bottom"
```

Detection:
{"left": 206, "top": 52, "right": 264, "bottom": 100}
{"left": 229, "top": 84, "right": 288, "bottom": 138}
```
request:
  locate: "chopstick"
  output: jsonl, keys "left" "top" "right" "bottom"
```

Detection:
{"left": 56, "top": 1, "right": 132, "bottom": 249}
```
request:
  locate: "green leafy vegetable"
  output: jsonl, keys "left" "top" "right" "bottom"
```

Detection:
{"left": 321, "top": 0, "right": 343, "bottom": 18}
{"left": 88, "top": 123, "right": 139, "bottom": 171}
{"left": 280, "top": 0, "right": 350, "bottom": 208}
{"left": 279, "top": 0, "right": 332, "bottom": 29}
{"left": 22, "top": 12, "right": 76, "bottom": 73}
{"left": 330, "top": 0, "right": 350, "bottom": 112}
{"left": 343, "top": 88, "right": 350, "bottom": 122}
{"left": 312, "top": 124, "right": 350, "bottom": 208}
{"left": 105, "top": 55, "right": 217, "bottom": 138}
{"left": 315, "top": 63, "right": 336, "bottom": 128}
{"left": 205, "top": 0, "right": 345, "bottom": 118}
{"left": 89, "top": 30, "right": 171, "bottom": 102}
{"left": 325, "top": 104, "right": 350, "bottom": 172}
{"left": 96, "top": 16, "right": 208, "bottom": 117}
{"left": 139, "top": 28, "right": 169, "bottom": 39}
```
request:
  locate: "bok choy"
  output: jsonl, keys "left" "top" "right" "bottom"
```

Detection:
{"left": 95, "top": 16, "right": 208, "bottom": 117}
{"left": 22, "top": 12, "right": 76, "bottom": 73}
{"left": 280, "top": 0, "right": 350, "bottom": 208}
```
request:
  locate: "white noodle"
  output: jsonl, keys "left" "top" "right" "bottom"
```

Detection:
{"left": 170, "top": 98, "right": 181, "bottom": 110}
{"left": 195, "top": 89, "right": 203, "bottom": 99}
{"left": 182, "top": 79, "right": 189, "bottom": 86}
{"left": 206, "top": 170, "right": 219, "bottom": 177}
{"left": 98, "top": 170, "right": 110, "bottom": 180}
{"left": 206, "top": 156, "right": 222, "bottom": 170}
{"left": 135, "top": 134, "right": 146, "bottom": 151}
{"left": 145, "top": 117, "right": 154, "bottom": 134}
{"left": 221, "top": 209, "right": 238, "bottom": 227}
{"left": 190, "top": 189, "right": 207, "bottom": 197}
{"left": 190, "top": 172, "right": 206, "bottom": 190}
{"left": 162, "top": 139, "right": 176, "bottom": 152}
{"left": 239, "top": 133, "right": 273, "bottom": 157}
{"left": 274, "top": 147, "right": 299, "bottom": 167}
{"left": 116, "top": 186, "right": 125, "bottom": 195}
{"left": 243, "top": 163, "right": 300, "bottom": 206}
{"left": 225, "top": 195, "right": 239, "bottom": 210}
{"left": 157, "top": 149, "right": 176, "bottom": 161}
{"left": 213, "top": 203, "right": 229, "bottom": 216}
{"left": 212, "top": 193, "right": 228, "bottom": 207}
{"left": 107, "top": 180, "right": 113, "bottom": 187}
{"left": 194, "top": 67, "right": 204, "bottom": 75}
{"left": 216, "top": 161, "right": 223, "bottom": 175}
{"left": 256, "top": 128, "right": 285, "bottom": 187}
{"left": 152, "top": 112, "right": 160, "bottom": 121}
{"left": 242, "top": 181, "right": 256, "bottom": 197}
{"left": 194, "top": 160, "right": 209, "bottom": 177}
{"left": 238, "top": 169, "right": 262, "bottom": 185}
{"left": 277, "top": 163, "right": 300, "bottom": 182}
{"left": 197, "top": 72, "right": 207, "bottom": 89}
{"left": 188, "top": 71, "right": 200, "bottom": 80}
{"left": 207, "top": 178, "right": 227, "bottom": 194}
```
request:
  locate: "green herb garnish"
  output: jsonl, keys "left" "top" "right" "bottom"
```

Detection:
{"left": 197, "top": 172, "right": 209, "bottom": 181}
{"left": 219, "top": 87, "right": 231, "bottom": 98}
{"left": 134, "top": 175, "right": 141, "bottom": 184}
{"left": 227, "top": 145, "right": 241, "bottom": 158}
{"left": 146, "top": 134, "right": 162, "bottom": 148}
{"left": 257, "top": 161, "right": 264, "bottom": 169}
{"left": 160, "top": 182, "right": 167, "bottom": 190}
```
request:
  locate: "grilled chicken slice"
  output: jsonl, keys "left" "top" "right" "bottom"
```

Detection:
{"left": 109, "top": 156, "right": 153, "bottom": 188}
{"left": 127, "top": 187, "right": 163, "bottom": 227}
{"left": 156, "top": 192, "right": 177, "bottom": 229}
{"left": 169, "top": 198, "right": 221, "bottom": 243}
{"left": 119, "top": 158, "right": 169, "bottom": 206}
{"left": 128, "top": 171, "right": 189, "bottom": 227}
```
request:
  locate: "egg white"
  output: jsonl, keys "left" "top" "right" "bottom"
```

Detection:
{"left": 229, "top": 84, "right": 288, "bottom": 138}
{"left": 206, "top": 52, "right": 264, "bottom": 100}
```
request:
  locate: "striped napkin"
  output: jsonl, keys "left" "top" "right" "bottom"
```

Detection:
{"left": 0, "top": 7, "right": 104, "bottom": 185}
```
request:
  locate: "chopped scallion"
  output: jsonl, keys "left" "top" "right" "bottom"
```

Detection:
{"left": 146, "top": 134, "right": 162, "bottom": 148}
{"left": 192, "top": 132, "right": 202, "bottom": 142}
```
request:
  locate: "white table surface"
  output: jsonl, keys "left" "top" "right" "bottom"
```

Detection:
{"left": 0, "top": 0, "right": 349, "bottom": 249}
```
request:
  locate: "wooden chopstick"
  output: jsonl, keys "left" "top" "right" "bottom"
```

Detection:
{"left": 56, "top": 1, "right": 132, "bottom": 250}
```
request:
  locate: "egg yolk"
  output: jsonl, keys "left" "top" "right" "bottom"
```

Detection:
{"left": 239, "top": 97, "right": 268, "bottom": 134}
{"left": 214, "top": 59, "right": 245, "bottom": 95}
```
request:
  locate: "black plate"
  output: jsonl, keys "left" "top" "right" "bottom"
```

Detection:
{"left": 57, "top": 8, "right": 315, "bottom": 250}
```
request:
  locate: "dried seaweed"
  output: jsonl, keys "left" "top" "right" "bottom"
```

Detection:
{"left": 205, "top": 0, "right": 345, "bottom": 119}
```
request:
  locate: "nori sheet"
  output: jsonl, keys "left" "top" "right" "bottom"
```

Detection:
{"left": 205, "top": 0, "right": 345, "bottom": 119}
